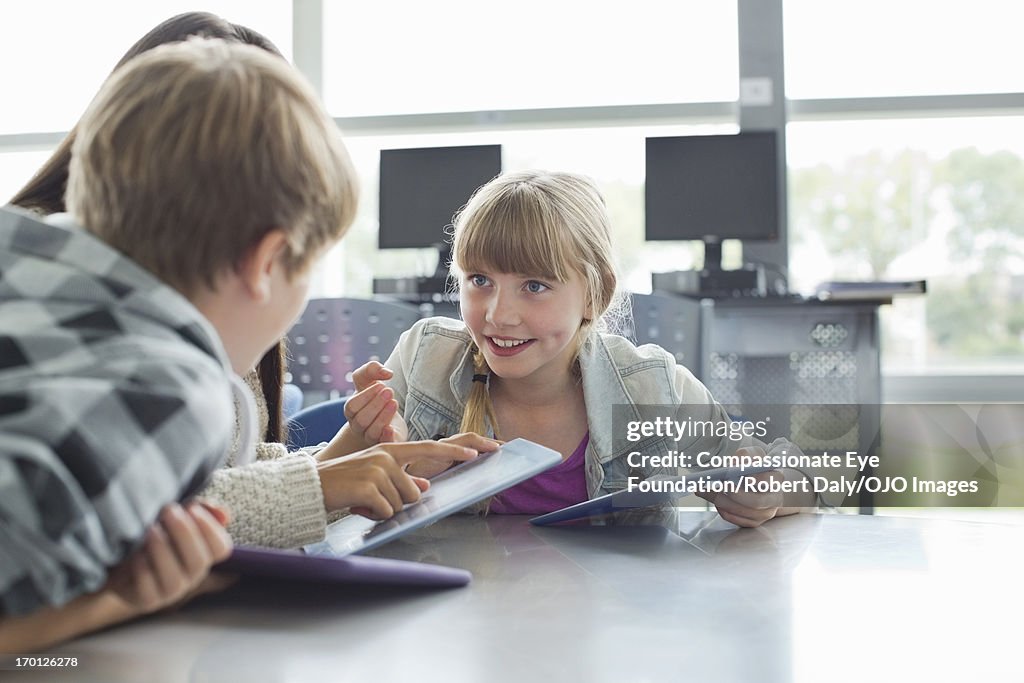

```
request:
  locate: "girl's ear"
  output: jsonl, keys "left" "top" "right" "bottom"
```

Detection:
{"left": 238, "top": 229, "right": 288, "bottom": 303}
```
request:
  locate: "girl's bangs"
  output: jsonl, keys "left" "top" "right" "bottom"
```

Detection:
{"left": 455, "top": 197, "right": 574, "bottom": 282}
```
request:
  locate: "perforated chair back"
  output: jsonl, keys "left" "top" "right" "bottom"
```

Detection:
{"left": 286, "top": 297, "right": 420, "bottom": 395}
{"left": 285, "top": 397, "right": 348, "bottom": 450}
{"left": 627, "top": 293, "right": 702, "bottom": 368}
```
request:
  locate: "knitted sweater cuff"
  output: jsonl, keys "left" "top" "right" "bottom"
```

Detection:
{"left": 200, "top": 455, "right": 328, "bottom": 549}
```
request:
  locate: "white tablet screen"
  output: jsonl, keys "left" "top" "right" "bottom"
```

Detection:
{"left": 305, "top": 438, "right": 561, "bottom": 557}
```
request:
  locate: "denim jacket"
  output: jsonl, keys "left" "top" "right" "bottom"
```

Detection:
{"left": 384, "top": 317, "right": 752, "bottom": 499}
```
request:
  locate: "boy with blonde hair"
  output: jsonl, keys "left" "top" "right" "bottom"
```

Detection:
{"left": 0, "top": 38, "right": 473, "bottom": 651}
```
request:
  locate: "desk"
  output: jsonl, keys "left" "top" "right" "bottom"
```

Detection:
{"left": 15, "top": 513, "right": 1023, "bottom": 682}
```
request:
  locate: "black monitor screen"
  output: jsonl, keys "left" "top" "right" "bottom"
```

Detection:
{"left": 645, "top": 132, "right": 779, "bottom": 242}
{"left": 378, "top": 145, "right": 502, "bottom": 249}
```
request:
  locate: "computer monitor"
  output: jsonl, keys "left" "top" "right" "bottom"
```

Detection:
{"left": 378, "top": 145, "right": 502, "bottom": 275}
{"left": 644, "top": 131, "right": 779, "bottom": 273}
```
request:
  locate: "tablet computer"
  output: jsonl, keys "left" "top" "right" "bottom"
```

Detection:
{"left": 305, "top": 438, "right": 561, "bottom": 557}
{"left": 217, "top": 546, "right": 471, "bottom": 587}
{"left": 529, "top": 465, "right": 777, "bottom": 526}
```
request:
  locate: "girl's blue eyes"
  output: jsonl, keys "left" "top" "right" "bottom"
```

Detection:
{"left": 467, "top": 275, "right": 550, "bottom": 293}
{"left": 525, "top": 281, "right": 549, "bottom": 293}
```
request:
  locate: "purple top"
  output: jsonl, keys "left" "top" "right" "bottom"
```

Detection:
{"left": 490, "top": 433, "right": 590, "bottom": 514}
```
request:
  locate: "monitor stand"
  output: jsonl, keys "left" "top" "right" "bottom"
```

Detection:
{"left": 651, "top": 239, "right": 766, "bottom": 298}
{"left": 372, "top": 243, "right": 454, "bottom": 303}
{"left": 700, "top": 239, "right": 766, "bottom": 297}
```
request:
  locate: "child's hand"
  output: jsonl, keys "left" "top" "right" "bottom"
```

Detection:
{"left": 317, "top": 440, "right": 484, "bottom": 518}
{"left": 698, "top": 447, "right": 784, "bottom": 527}
{"left": 406, "top": 432, "right": 502, "bottom": 479}
{"left": 343, "top": 361, "right": 402, "bottom": 444}
{"left": 709, "top": 470, "right": 784, "bottom": 527}
{"left": 441, "top": 432, "right": 502, "bottom": 451}
{"left": 106, "top": 502, "right": 234, "bottom": 615}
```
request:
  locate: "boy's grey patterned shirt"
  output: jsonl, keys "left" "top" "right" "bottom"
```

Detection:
{"left": 0, "top": 206, "right": 244, "bottom": 616}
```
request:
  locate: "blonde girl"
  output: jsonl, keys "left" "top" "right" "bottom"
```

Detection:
{"left": 336, "top": 170, "right": 805, "bottom": 526}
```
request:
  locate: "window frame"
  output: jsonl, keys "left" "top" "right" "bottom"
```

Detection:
{"left": 2, "top": 0, "right": 1019, "bottom": 398}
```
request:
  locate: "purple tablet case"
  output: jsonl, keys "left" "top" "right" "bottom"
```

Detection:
{"left": 217, "top": 546, "right": 471, "bottom": 587}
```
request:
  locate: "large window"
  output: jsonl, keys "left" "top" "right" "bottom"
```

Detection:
{"left": 784, "top": 0, "right": 1024, "bottom": 98}
{"left": 784, "top": 0, "right": 1024, "bottom": 372}
{"left": 0, "top": 151, "right": 55, "bottom": 207}
{"left": 788, "top": 117, "right": 1024, "bottom": 371}
{"left": 322, "top": 0, "right": 737, "bottom": 117}
{"left": 4, "top": 1, "right": 1021, "bottom": 378}
{"left": 0, "top": 1, "right": 292, "bottom": 135}
{"left": 0, "top": 1, "right": 292, "bottom": 206}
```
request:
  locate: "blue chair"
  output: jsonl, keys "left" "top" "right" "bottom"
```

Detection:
{"left": 282, "top": 382, "right": 304, "bottom": 421}
{"left": 285, "top": 397, "right": 348, "bottom": 450}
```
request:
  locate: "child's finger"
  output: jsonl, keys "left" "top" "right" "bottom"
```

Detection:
{"left": 191, "top": 572, "right": 238, "bottom": 598}
{"left": 341, "top": 383, "right": 387, "bottom": 420}
{"left": 185, "top": 502, "right": 233, "bottom": 563}
{"left": 345, "top": 386, "right": 394, "bottom": 431}
{"left": 193, "top": 499, "right": 231, "bottom": 527}
{"left": 375, "top": 473, "right": 406, "bottom": 515}
{"left": 352, "top": 361, "right": 393, "bottom": 391}
{"left": 441, "top": 433, "right": 501, "bottom": 453}
{"left": 713, "top": 492, "right": 778, "bottom": 527}
{"left": 383, "top": 441, "right": 479, "bottom": 466}
{"left": 364, "top": 399, "right": 398, "bottom": 442}
{"left": 356, "top": 490, "right": 398, "bottom": 520}
{"left": 129, "top": 551, "right": 161, "bottom": 611}
{"left": 390, "top": 464, "right": 423, "bottom": 504}
{"left": 159, "top": 504, "right": 211, "bottom": 579}
{"left": 353, "top": 478, "right": 428, "bottom": 517}
{"left": 144, "top": 519, "right": 191, "bottom": 598}
{"left": 729, "top": 472, "right": 784, "bottom": 510}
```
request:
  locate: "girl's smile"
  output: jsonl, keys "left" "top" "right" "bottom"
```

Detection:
{"left": 485, "top": 336, "right": 535, "bottom": 356}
